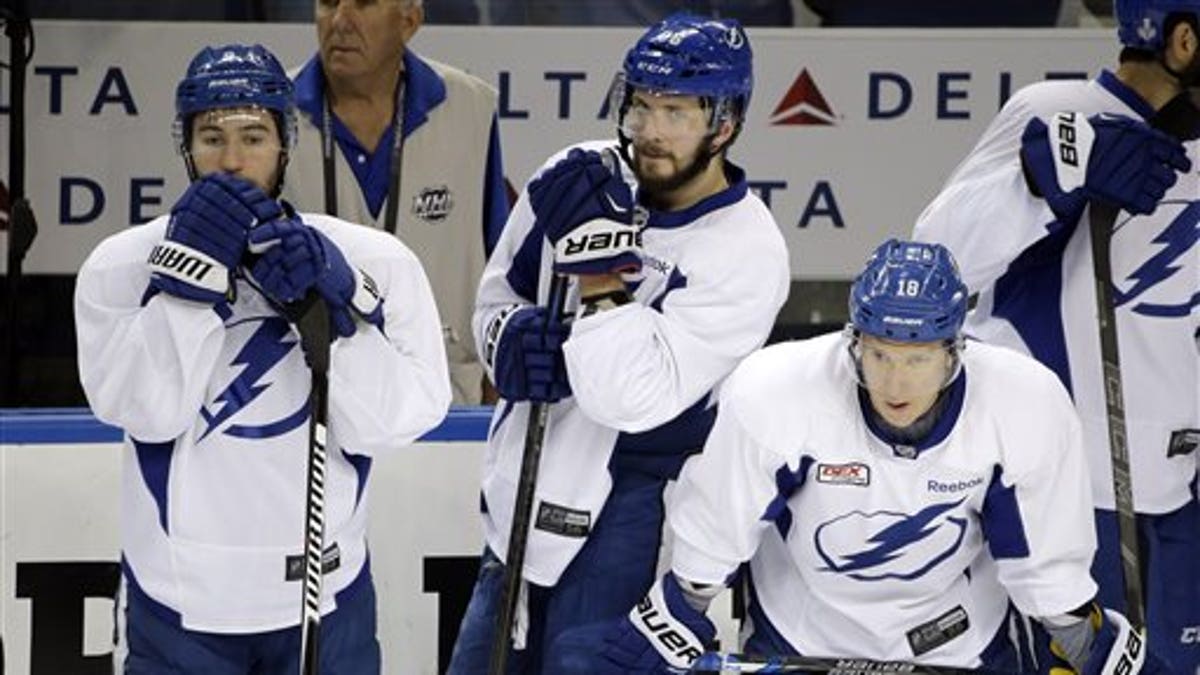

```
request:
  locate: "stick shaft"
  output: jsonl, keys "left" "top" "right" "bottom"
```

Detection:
{"left": 488, "top": 274, "right": 570, "bottom": 675}
{"left": 298, "top": 298, "right": 331, "bottom": 675}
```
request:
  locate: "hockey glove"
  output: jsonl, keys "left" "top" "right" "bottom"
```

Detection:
{"left": 529, "top": 148, "right": 643, "bottom": 276}
{"left": 1048, "top": 605, "right": 1170, "bottom": 675}
{"left": 485, "top": 305, "right": 571, "bottom": 403}
{"left": 148, "top": 173, "right": 282, "bottom": 304}
{"left": 248, "top": 220, "right": 383, "bottom": 339}
{"left": 597, "top": 573, "right": 716, "bottom": 674}
{"left": 1020, "top": 112, "right": 1190, "bottom": 220}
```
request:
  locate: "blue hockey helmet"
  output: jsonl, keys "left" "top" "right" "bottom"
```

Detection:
{"left": 848, "top": 239, "right": 968, "bottom": 344}
{"left": 174, "top": 43, "right": 296, "bottom": 149}
{"left": 1116, "top": 0, "right": 1200, "bottom": 50}
{"left": 615, "top": 12, "right": 754, "bottom": 132}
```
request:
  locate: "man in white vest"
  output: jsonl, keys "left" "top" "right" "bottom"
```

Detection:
{"left": 284, "top": 0, "right": 509, "bottom": 404}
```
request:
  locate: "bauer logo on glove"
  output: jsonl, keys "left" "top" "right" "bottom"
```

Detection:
{"left": 554, "top": 216, "right": 644, "bottom": 276}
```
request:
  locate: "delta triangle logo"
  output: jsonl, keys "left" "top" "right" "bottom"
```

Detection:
{"left": 771, "top": 69, "right": 837, "bottom": 126}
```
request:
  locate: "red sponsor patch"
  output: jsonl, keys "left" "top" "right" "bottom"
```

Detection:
{"left": 816, "top": 462, "right": 870, "bottom": 486}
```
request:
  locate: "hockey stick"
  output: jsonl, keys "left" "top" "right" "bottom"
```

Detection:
{"left": 488, "top": 273, "right": 571, "bottom": 675}
{"left": 295, "top": 295, "right": 331, "bottom": 675}
{"left": 2, "top": 1, "right": 37, "bottom": 406}
{"left": 1086, "top": 96, "right": 1194, "bottom": 631}
{"left": 689, "top": 653, "right": 998, "bottom": 675}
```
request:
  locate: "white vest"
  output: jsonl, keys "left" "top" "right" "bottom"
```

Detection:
{"left": 286, "top": 54, "right": 498, "bottom": 403}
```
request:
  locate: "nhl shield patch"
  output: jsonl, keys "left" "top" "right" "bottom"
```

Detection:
{"left": 411, "top": 185, "right": 454, "bottom": 222}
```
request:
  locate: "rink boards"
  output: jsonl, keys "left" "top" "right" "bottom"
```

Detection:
{"left": 0, "top": 407, "right": 739, "bottom": 674}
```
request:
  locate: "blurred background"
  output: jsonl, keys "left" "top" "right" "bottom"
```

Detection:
{"left": 0, "top": 0, "right": 1120, "bottom": 407}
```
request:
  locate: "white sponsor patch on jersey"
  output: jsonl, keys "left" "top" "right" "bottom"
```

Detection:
{"left": 816, "top": 462, "right": 871, "bottom": 486}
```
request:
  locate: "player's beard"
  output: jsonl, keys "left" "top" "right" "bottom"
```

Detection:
{"left": 631, "top": 139, "right": 719, "bottom": 202}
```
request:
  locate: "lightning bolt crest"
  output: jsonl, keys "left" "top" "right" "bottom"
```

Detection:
{"left": 1114, "top": 202, "right": 1200, "bottom": 316}
{"left": 199, "top": 318, "right": 297, "bottom": 440}
{"left": 830, "top": 499, "right": 963, "bottom": 573}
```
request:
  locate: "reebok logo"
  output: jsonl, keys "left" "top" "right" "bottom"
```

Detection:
{"left": 771, "top": 69, "right": 837, "bottom": 126}
{"left": 927, "top": 477, "right": 984, "bottom": 494}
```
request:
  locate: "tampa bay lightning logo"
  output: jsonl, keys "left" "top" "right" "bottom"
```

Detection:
{"left": 1114, "top": 201, "right": 1200, "bottom": 318}
{"left": 199, "top": 317, "right": 307, "bottom": 441}
{"left": 814, "top": 499, "right": 967, "bottom": 581}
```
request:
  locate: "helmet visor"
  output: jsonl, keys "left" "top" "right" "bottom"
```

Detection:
{"left": 609, "top": 73, "right": 716, "bottom": 143}
{"left": 848, "top": 331, "right": 959, "bottom": 401}
{"left": 186, "top": 107, "right": 283, "bottom": 160}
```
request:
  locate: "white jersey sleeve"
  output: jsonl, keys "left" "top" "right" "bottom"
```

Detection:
{"left": 668, "top": 356, "right": 797, "bottom": 586}
{"left": 914, "top": 83, "right": 1064, "bottom": 294}
{"left": 988, "top": 371, "right": 1096, "bottom": 618}
{"left": 564, "top": 204, "right": 790, "bottom": 432}
{"left": 914, "top": 73, "right": 1199, "bottom": 514}
{"left": 309, "top": 213, "right": 452, "bottom": 454}
{"left": 75, "top": 218, "right": 228, "bottom": 442}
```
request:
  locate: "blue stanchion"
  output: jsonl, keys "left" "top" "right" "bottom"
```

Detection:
{"left": 0, "top": 406, "right": 493, "bottom": 444}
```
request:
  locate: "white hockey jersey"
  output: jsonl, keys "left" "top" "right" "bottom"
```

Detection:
{"left": 474, "top": 140, "right": 791, "bottom": 586}
{"left": 670, "top": 333, "right": 1098, "bottom": 667}
{"left": 915, "top": 70, "right": 1199, "bottom": 514}
{"left": 75, "top": 212, "right": 450, "bottom": 633}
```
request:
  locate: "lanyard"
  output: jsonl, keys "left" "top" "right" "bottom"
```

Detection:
{"left": 320, "top": 78, "right": 406, "bottom": 235}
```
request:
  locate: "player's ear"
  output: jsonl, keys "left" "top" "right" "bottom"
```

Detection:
{"left": 1166, "top": 18, "right": 1198, "bottom": 69}
{"left": 709, "top": 119, "right": 735, "bottom": 154}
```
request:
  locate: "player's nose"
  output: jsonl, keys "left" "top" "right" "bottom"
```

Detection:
{"left": 879, "top": 372, "right": 914, "bottom": 399}
{"left": 218, "top": 145, "right": 244, "bottom": 172}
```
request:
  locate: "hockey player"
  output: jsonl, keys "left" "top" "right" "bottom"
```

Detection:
{"left": 600, "top": 239, "right": 1169, "bottom": 674}
{"left": 74, "top": 44, "right": 450, "bottom": 673}
{"left": 446, "top": 13, "right": 791, "bottom": 674}
{"left": 914, "top": 1, "right": 1200, "bottom": 671}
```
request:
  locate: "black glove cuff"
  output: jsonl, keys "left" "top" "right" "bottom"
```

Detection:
{"left": 579, "top": 290, "right": 631, "bottom": 318}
